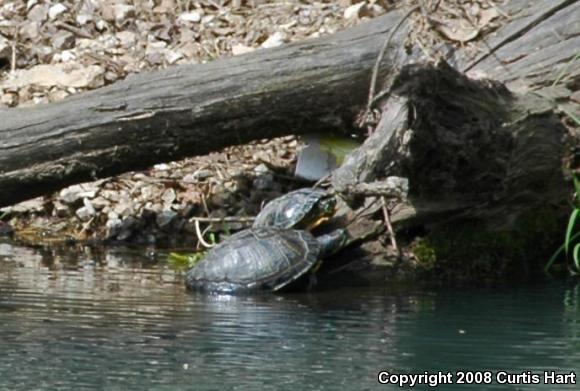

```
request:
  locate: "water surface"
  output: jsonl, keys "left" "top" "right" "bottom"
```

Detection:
{"left": 0, "top": 240, "right": 578, "bottom": 390}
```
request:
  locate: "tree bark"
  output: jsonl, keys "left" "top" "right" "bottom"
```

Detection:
{"left": 0, "top": 0, "right": 578, "bottom": 208}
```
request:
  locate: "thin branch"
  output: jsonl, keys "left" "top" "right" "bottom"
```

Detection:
{"left": 189, "top": 215, "right": 255, "bottom": 223}
{"left": 381, "top": 196, "right": 399, "bottom": 255}
{"left": 367, "top": 5, "right": 419, "bottom": 112}
{"left": 194, "top": 219, "right": 216, "bottom": 248}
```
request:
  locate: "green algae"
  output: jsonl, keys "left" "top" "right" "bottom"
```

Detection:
{"left": 410, "top": 206, "right": 566, "bottom": 282}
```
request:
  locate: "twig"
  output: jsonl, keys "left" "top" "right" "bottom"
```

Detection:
{"left": 313, "top": 173, "right": 331, "bottom": 189}
{"left": 200, "top": 193, "right": 212, "bottom": 217}
{"left": 79, "top": 216, "right": 95, "bottom": 236}
{"left": 189, "top": 215, "right": 254, "bottom": 223}
{"left": 362, "top": 6, "right": 418, "bottom": 257}
{"left": 367, "top": 5, "right": 420, "bottom": 113}
{"left": 194, "top": 219, "right": 216, "bottom": 248}
{"left": 381, "top": 196, "right": 399, "bottom": 256}
{"left": 54, "top": 21, "right": 94, "bottom": 39}
{"left": 10, "top": 40, "right": 16, "bottom": 73}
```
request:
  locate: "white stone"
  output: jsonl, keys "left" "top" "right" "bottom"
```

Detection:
{"left": 231, "top": 44, "right": 255, "bottom": 56}
{"left": 179, "top": 11, "right": 202, "bottom": 23}
{"left": 261, "top": 32, "right": 286, "bottom": 49}
{"left": 115, "top": 4, "right": 136, "bottom": 21}
{"left": 48, "top": 3, "right": 67, "bottom": 20}
{"left": 344, "top": 2, "right": 365, "bottom": 19}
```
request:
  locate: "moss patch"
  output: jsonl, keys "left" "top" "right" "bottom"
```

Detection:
{"left": 410, "top": 206, "right": 566, "bottom": 283}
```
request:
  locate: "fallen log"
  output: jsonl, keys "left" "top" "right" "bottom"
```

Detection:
{"left": 0, "top": 0, "right": 578, "bottom": 209}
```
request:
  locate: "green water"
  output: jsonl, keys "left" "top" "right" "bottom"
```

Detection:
{"left": 0, "top": 240, "right": 578, "bottom": 390}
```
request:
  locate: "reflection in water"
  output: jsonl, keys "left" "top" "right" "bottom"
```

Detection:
{"left": 0, "top": 239, "right": 579, "bottom": 390}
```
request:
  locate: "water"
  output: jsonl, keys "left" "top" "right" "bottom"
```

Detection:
{"left": 0, "top": 239, "right": 579, "bottom": 390}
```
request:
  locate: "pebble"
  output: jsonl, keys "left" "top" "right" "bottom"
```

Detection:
{"left": 156, "top": 209, "right": 177, "bottom": 228}
{"left": 59, "top": 184, "right": 98, "bottom": 205}
{"left": 0, "top": 222, "right": 14, "bottom": 236}
{"left": 75, "top": 206, "right": 94, "bottom": 222}
{"left": 261, "top": 32, "right": 286, "bottom": 49}
{"left": 161, "top": 188, "right": 177, "bottom": 205}
{"left": 48, "top": 3, "right": 67, "bottom": 20}
{"left": 344, "top": 3, "right": 365, "bottom": 19}
{"left": 179, "top": 11, "right": 202, "bottom": 23}
{"left": 253, "top": 172, "right": 275, "bottom": 190}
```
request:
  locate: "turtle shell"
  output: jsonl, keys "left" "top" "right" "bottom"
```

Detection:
{"left": 252, "top": 188, "right": 330, "bottom": 229}
{"left": 185, "top": 227, "right": 321, "bottom": 293}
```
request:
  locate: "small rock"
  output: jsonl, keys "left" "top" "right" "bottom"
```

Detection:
{"left": 139, "top": 185, "right": 157, "bottom": 199}
{"left": 27, "top": 0, "right": 39, "bottom": 11}
{"left": 154, "top": 163, "right": 170, "bottom": 170}
{"left": 182, "top": 174, "right": 197, "bottom": 183}
{"left": 115, "top": 4, "right": 136, "bottom": 22}
{"left": 113, "top": 202, "right": 133, "bottom": 217}
{"left": 194, "top": 169, "right": 213, "bottom": 180}
{"left": 91, "top": 196, "right": 111, "bottom": 210}
{"left": 161, "top": 188, "right": 177, "bottom": 205}
{"left": 1, "top": 197, "right": 45, "bottom": 214}
{"left": 254, "top": 163, "right": 270, "bottom": 174}
{"left": 76, "top": 13, "right": 93, "bottom": 25}
{"left": 4, "top": 63, "right": 105, "bottom": 89}
{"left": 76, "top": 205, "right": 95, "bottom": 222}
{"left": 59, "top": 184, "right": 98, "bottom": 205}
{"left": 52, "top": 30, "right": 75, "bottom": 50}
{"left": 105, "top": 216, "right": 122, "bottom": 238}
{"left": 52, "top": 200, "right": 70, "bottom": 217}
{"left": 116, "top": 217, "right": 137, "bottom": 241}
{"left": 19, "top": 24, "right": 40, "bottom": 47}
{"left": 48, "top": 3, "right": 67, "bottom": 20}
{"left": 232, "top": 44, "right": 255, "bottom": 56}
{"left": 156, "top": 209, "right": 177, "bottom": 228}
{"left": 253, "top": 172, "right": 275, "bottom": 190}
{"left": 146, "top": 51, "right": 164, "bottom": 65}
{"left": 201, "top": 15, "right": 215, "bottom": 24}
{"left": 261, "top": 32, "right": 286, "bottom": 49}
{"left": 1, "top": 91, "right": 18, "bottom": 107}
{"left": 179, "top": 11, "right": 202, "bottom": 23}
{"left": 344, "top": 2, "right": 365, "bottom": 19}
{"left": 0, "top": 221, "right": 14, "bottom": 236}
{"left": 27, "top": 3, "right": 49, "bottom": 23}
{"left": 96, "top": 19, "right": 108, "bottom": 31}
{"left": 83, "top": 198, "right": 96, "bottom": 215}
{"left": 165, "top": 50, "right": 183, "bottom": 64}
{"left": 116, "top": 31, "right": 137, "bottom": 47}
{"left": 59, "top": 50, "right": 76, "bottom": 62}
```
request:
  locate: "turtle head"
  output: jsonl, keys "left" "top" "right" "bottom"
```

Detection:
{"left": 302, "top": 195, "right": 337, "bottom": 231}
{"left": 317, "top": 228, "right": 350, "bottom": 258}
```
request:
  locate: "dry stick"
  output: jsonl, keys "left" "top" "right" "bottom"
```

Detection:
{"left": 10, "top": 40, "right": 16, "bottom": 73}
{"left": 194, "top": 219, "right": 216, "bottom": 249}
{"left": 366, "top": 5, "right": 420, "bottom": 113}
{"left": 380, "top": 196, "right": 398, "bottom": 251}
{"left": 365, "top": 5, "right": 420, "bottom": 257}
{"left": 313, "top": 173, "right": 331, "bottom": 189}
{"left": 189, "top": 216, "right": 255, "bottom": 224}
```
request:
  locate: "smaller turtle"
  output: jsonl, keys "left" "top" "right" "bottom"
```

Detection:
{"left": 185, "top": 227, "right": 348, "bottom": 293}
{"left": 253, "top": 188, "right": 336, "bottom": 230}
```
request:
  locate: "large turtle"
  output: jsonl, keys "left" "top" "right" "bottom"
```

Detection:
{"left": 253, "top": 188, "right": 336, "bottom": 230}
{"left": 185, "top": 227, "right": 348, "bottom": 293}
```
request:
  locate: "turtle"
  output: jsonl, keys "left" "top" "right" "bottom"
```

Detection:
{"left": 185, "top": 227, "right": 349, "bottom": 293}
{"left": 252, "top": 188, "right": 336, "bottom": 230}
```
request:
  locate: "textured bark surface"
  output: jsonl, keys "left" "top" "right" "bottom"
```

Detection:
{"left": 333, "top": 61, "right": 569, "bottom": 228}
{"left": 0, "top": 9, "right": 411, "bottom": 207}
{"left": 0, "top": 0, "right": 578, "bottom": 207}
